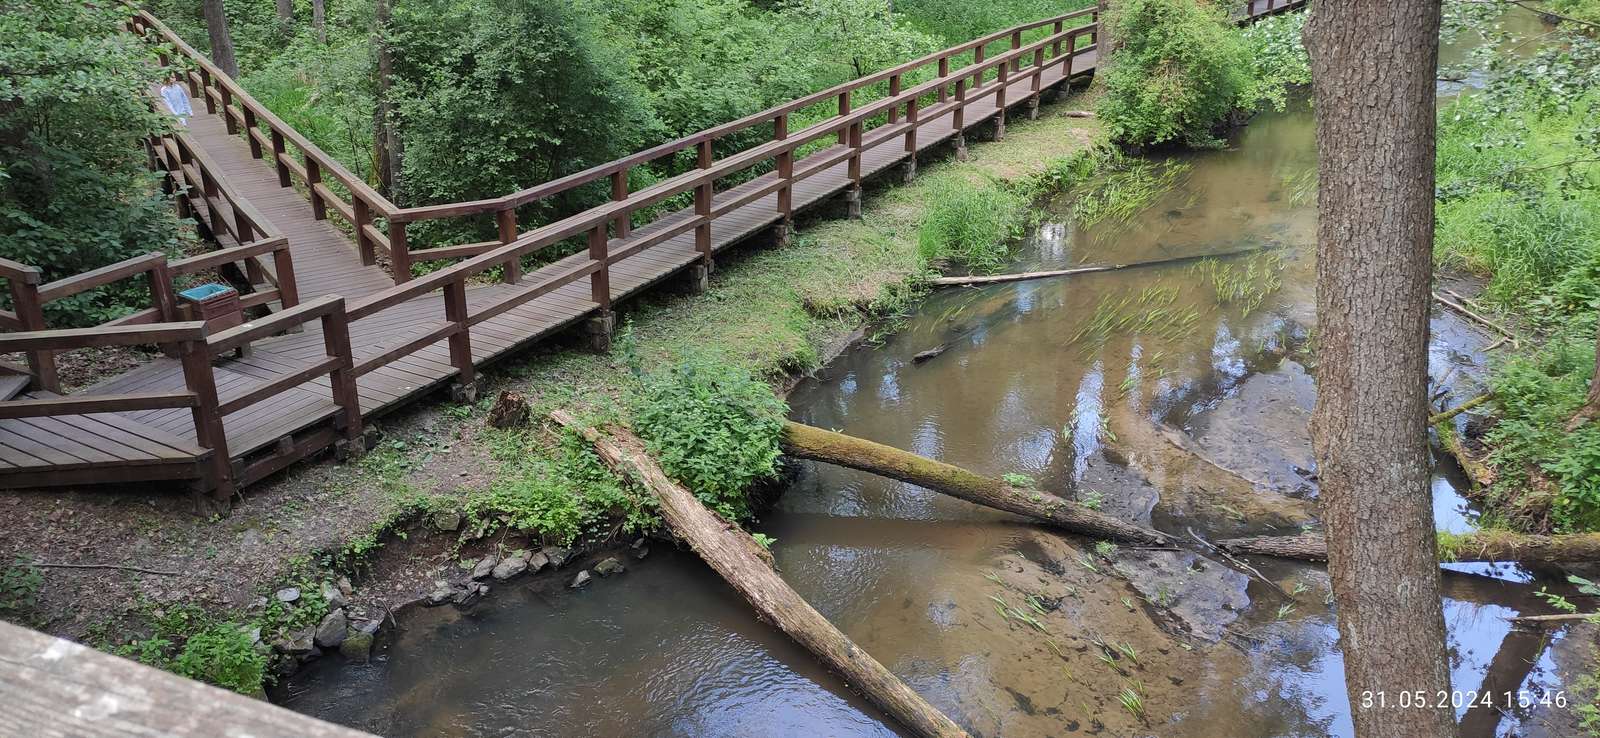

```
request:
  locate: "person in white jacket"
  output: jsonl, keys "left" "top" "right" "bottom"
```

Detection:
{"left": 160, "top": 74, "right": 193, "bottom": 126}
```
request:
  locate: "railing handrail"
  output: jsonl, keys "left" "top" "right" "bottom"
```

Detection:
{"left": 0, "top": 321, "right": 207, "bottom": 353}
{"left": 154, "top": 126, "right": 283, "bottom": 243}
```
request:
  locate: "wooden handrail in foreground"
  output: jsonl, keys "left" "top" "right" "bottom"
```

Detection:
{"left": 0, "top": 620, "right": 379, "bottom": 737}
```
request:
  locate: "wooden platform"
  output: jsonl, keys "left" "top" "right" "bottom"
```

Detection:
{"left": 0, "top": 1, "right": 1305, "bottom": 495}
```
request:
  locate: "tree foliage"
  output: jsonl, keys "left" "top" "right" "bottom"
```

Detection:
{"left": 0, "top": 0, "right": 186, "bottom": 325}
{"left": 1095, "top": 0, "right": 1251, "bottom": 149}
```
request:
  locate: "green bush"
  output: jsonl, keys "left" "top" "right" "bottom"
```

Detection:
{"left": 1486, "top": 326, "right": 1600, "bottom": 532}
{"left": 1095, "top": 0, "right": 1251, "bottom": 148}
{"left": 627, "top": 359, "right": 787, "bottom": 521}
{"left": 1237, "top": 8, "right": 1311, "bottom": 113}
{"left": 473, "top": 429, "right": 655, "bottom": 544}
{"left": 172, "top": 623, "right": 269, "bottom": 695}
{"left": 916, "top": 176, "right": 1028, "bottom": 272}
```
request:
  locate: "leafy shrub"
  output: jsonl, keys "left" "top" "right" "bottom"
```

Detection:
{"left": 916, "top": 177, "right": 1028, "bottom": 272}
{"left": 0, "top": 557, "right": 43, "bottom": 619}
{"left": 1095, "top": 0, "right": 1251, "bottom": 148}
{"left": 473, "top": 429, "right": 655, "bottom": 544}
{"left": 627, "top": 359, "right": 787, "bottom": 521}
{"left": 1237, "top": 8, "right": 1311, "bottom": 112}
{"left": 172, "top": 623, "right": 268, "bottom": 695}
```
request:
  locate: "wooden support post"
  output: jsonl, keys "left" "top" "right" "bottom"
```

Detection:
{"left": 695, "top": 140, "right": 713, "bottom": 267}
{"left": 887, "top": 75, "right": 901, "bottom": 124}
{"left": 199, "top": 69, "right": 216, "bottom": 114}
{"left": 1010, "top": 30, "right": 1022, "bottom": 72}
{"left": 219, "top": 87, "right": 236, "bottom": 134}
{"left": 147, "top": 260, "right": 180, "bottom": 358}
{"left": 321, "top": 302, "right": 364, "bottom": 457}
{"left": 389, "top": 221, "right": 411, "bottom": 283}
{"left": 1064, "top": 30, "right": 1076, "bottom": 80}
{"left": 846, "top": 121, "right": 863, "bottom": 219}
{"left": 1052, "top": 20, "right": 1064, "bottom": 57}
{"left": 8, "top": 273, "right": 55, "bottom": 393}
{"left": 586, "top": 225, "right": 615, "bottom": 351}
{"left": 305, "top": 158, "right": 327, "bottom": 220}
{"left": 201, "top": 169, "right": 224, "bottom": 237}
{"left": 902, "top": 97, "right": 919, "bottom": 183}
{"left": 443, "top": 279, "right": 475, "bottom": 402}
{"left": 994, "top": 63, "right": 1008, "bottom": 141}
{"left": 610, "top": 169, "right": 631, "bottom": 239}
{"left": 954, "top": 78, "right": 968, "bottom": 160}
{"left": 179, "top": 340, "right": 232, "bottom": 506}
{"left": 774, "top": 114, "right": 794, "bottom": 246}
{"left": 972, "top": 45, "right": 987, "bottom": 91}
{"left": 242, "top": 107, "right": 261, "bottom": 158}
{"left": 272, "top": 246, "right": 300, "bottom": 310}
{"left": 186, "top": 68, "right": 200, "bottom": 99}
{"left": 1030, "top": 48, "right": 1045, "bottom": 119}
{"left": 497, "top": 209, "right": 520, "bottom": 284}
{"left": 836, "top": 91, "right": 851, "bottom": 145}
{"left": 353, "top": 198, "right": 375, "bottom": 266}
{"left": 270, "top": 129, "right": 290, "bottom": 187}
{"left": 937, "top": 56, "right": 950, "bottom": 103}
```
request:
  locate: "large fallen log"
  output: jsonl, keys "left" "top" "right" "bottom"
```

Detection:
{"left": 552, "top": 411, "right": 970, "bottom": 738}
{"left": 927, "top": 245, "right": 1277, "bottom": 288}
{"left": 1217, "top": 531, "right": 1600, "bottom": 564}
{"left": 781, "top": 421, "right": 1171, "bottom": 546}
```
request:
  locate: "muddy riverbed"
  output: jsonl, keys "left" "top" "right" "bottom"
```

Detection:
{"left": 282, "top": 9, "right": 1596, "bottom": 736}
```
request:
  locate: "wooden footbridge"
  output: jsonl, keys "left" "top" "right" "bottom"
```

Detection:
{"left": 0, "top": 1, "right": 1304, "bottom": 505}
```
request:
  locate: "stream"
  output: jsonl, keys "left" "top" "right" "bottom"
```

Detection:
{"left": 283, "top": 8, "right": 1593, "bottom": 736}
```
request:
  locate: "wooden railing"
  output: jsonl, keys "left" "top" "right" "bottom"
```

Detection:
{"left": 128, "top": 6, "right": 1102, "bottom": 287}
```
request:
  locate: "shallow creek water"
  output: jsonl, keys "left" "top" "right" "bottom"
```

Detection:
{"left": 285, "top": 9, "right": 1593, "bottom": 736}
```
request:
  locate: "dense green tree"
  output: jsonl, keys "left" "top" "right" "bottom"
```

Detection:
{"left": 0, "top": 0, "right": 186, "bottom": 326}
{"left": 1095, "top": 0, "right": 1250, "bottom": 148}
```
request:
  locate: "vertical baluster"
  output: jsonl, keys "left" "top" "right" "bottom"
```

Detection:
{"left": 972, "top": 44, "right": 986, "bottom": 89}
{"left": 353, "top": 197, "right": 375, "bottom": 266}
{"left": 272, "top": 241, "right": 300, "bottom": 310}
{"left": 1010, "top": 30, "right": 1022, "bottom": 73}
{"left": 588, "top": 225, "right": 611, "bottom": 310}
{"left": 695, "top": 140, "right": 713, "bottom": 265}
{"left": 8, "top": 270, "right": 55, "bottom": 393}
{"left": 994, "top": 58, "right": 1009, "bottom": 141}
{"left": 1052, "top": 20, "right": 1064, "bottom": 58}
{"left": 321, "top": 301, "right": 363, "bottom": 456}
{"left": 836, "top": 91, "right": 850, "bottom": 145}
{"left": 443, "top": 279, "right": 474, "bottom": 401}
{"left": 902, "top": 96, "right": 920, "bottom": 182}
{"left": 888, "top": 74, "right": 901, "bottom": 124}
{"left": 180, "top": 339, "right": 232, "bottom": 502}
{"left": 270, "top": 129, "right": 290, "bottom": 187}
{"left": 498, "top": 208, "right": 521, "bottom": 284}
{"left": 219, "top": 86, "right": 236, "bottom": 134}
{"left": 389, "top": 221, "right": 411, "bottom": 284}
{"left": 937, "top": 57, "right": 950, "bottom": 103}
{"left": 242, "top": 107, "right": 261, "bottom": 158}
{"left": 611, "top": 169, "right": 631, "bottom": 239}
{"left": 305, "top": 158, "right": 327, "bottom": 220}
{"left": 775, "top": 114, "right": 793, "bottom": 238}
{"left": 846, "top": 120, "right": 863, "bottom": 218}
{"left": 199, "top": 69, "right": 216, "bottom": 114}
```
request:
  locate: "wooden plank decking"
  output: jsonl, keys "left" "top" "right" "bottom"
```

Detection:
{"left": 0, "top": 1, "right": 1305, "bottom": 494}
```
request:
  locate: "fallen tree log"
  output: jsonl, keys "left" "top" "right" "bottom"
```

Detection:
{"left": 1217, "top": 531, "right": 1600, "bottom": 564}
{"left": 552, "top": 411, "right": 970, "bottom": 738}
{"left": 781, "top": 421, "right": 1171, "bottom": 546}
{"left": 927, "top": 245, "right": 1278, "bottom": 288}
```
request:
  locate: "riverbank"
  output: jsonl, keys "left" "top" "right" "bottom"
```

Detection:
{"left": 0, "top": 84, "right": 1102, "bottom": 693}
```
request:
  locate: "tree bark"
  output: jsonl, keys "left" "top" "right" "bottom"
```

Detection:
{"left": 274, "top": 0, "right": 295, "bottom": 35}
{"left": 1306, "top": 3, "right": 1455, "bottom": 737}
{"left": 781, "top": 421, "right": 1171, "bottom": 546}
{"left": 551, "top": 411, "right": 970, "bottom": 738}
{"left": 202, "top": 0, "right": 240, "bottom": 79}
{"left": 1217, "top": 531, "right": 1600, "bottom": 564}
{"left": 373, "top": 0, "right": 402, "bottom": 200}
{"left": 312, "top": 0, "right": 327, "bottom": 44}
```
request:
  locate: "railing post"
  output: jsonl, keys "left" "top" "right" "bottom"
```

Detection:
{"left": 148, "top": 258, "right": 181, "bottom": 358}
{"left": 937, "top": 57, "right": 950, "bottom": 103}
{"left": 695, "top": 140, "right": 713, "bottom": 268}
{"left": 321, "top": 303, "right": 364, "bottom": 458}
{"left": 179, "top": 338, "right": 232, "bottom": 506}
{"left": 304, "top": 158, "right": 327, "bottom": 220}
{"left": 610, "top": 169, "right": 631, "bottom": 239}
{"left": 219, "top": 87, "right": 236, "bottom": 134}
{"left": 202, "top": 168, "right": 225, "bottom": 237}
{"left": 270, "top": 129, "right": 291, "bottom": 188}
{"left": 443, "top": 279, "right": 475, "bottom": 402}
{"left": 1030, "top": 47, "right": 1045, "bottom": 119}
{"left": 887, "top": 75, "right": 901, "bottom": 124}
{"left": 1065, "top": 29, "right": 1076, "bottom": 80}
{"left": 836, "top": 91, "right": 851, "bottom": 145}
{"left": 1095, "top": 0, "right": 1107, "bottom": 49}
{"left": 242, "top": 107, "right": 261, "bottom": 158}
{"left": 995, "top": 56, "right": 1010, "bottom": 142}
{"left": 7, "top": 271, "right": 55, "bottom": 393}
{"left": 388, "top": 221, "right": 411, "bottom": 283}
{"left": 846, "top": 121, "right": 863, "bottom": 219}
{"left": 775, "top": 114, "right": 794, "bottom": 246}
{"left": 902, "top": 96, "right": 919, "bottom": 182}
{"left": 954, "top": 76, "right": 969, "bottom": 160}
{"left": 198, "top": 68, "right": 216, "bottom": 114}
{"left": 497, "top": 208, "right": 520, "bottom": 284}
{"left": 272, "top": 243, "right": 300, "bottom": 310}
{"left": 1053, "top": 20, "right": 1064, "bottom": 57}
{"left": 1010, "top": 30, "right": 1023, "bottom": 73}
{"left": 353, "top": 197, "right": 376, "bottom": 266}
{"left": 972, "top": 45, "right": 986, "bottom": 90}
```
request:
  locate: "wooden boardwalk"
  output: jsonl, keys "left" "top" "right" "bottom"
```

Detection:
{"left": 0, "top": 1, "right": 1305, "bottom": 500}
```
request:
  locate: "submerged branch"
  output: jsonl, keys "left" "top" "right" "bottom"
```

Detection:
{"left": 928, "top": 245, "right": 1280, "bottom": 288}
{"left": 1218, "top": 531, "right": 1600, "bottom": 564}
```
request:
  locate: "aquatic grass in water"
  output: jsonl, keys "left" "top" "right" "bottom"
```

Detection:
{"left": 1190, "top": 251, "right": 1285, "bottom": 317}
{"left": 1069, "top": 285, "right": 1203, "bottom": 350}
{"left": 1070, "top": 157, "right": 1195, "bottom": 228}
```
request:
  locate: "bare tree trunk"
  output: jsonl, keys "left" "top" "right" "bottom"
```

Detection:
{"left": 202, "top": 0, "right": 239, "bottom": 78}
{"left": 1306, "top": 3, "right": 1456, "bottom": 737}
{"left": 1217, "top": 531, "right": 1600, "bottom": 564}
{"left": 781, "top": 422, "right": 1171, "bottom": 545}
{"left": 373, "top": 0, "right": 402, "bottom": 200}
{"left": 274, "top": 0, "right": 294, "bottom": 35}
{"left": 312, "top": 0, "right": 327, "bottom": 44}
{"left": 552, "top": 412, "right": 971, "bottom": 738}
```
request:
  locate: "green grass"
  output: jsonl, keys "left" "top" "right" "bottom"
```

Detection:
{"left": 916, "top": 174, "right": 1029, "bottom": 273}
